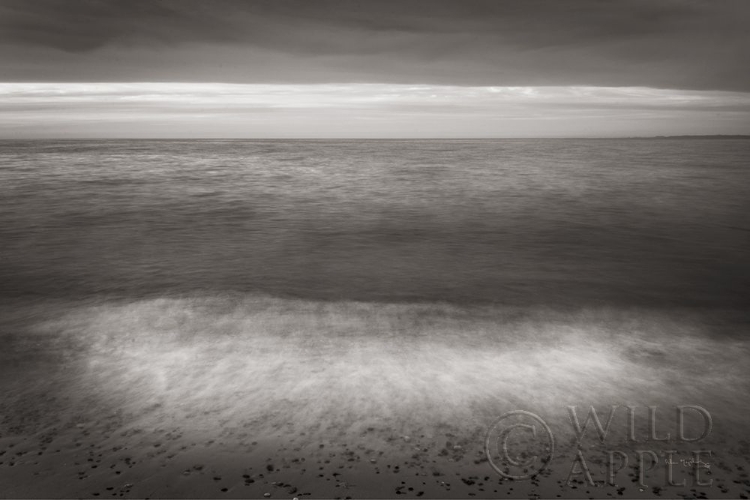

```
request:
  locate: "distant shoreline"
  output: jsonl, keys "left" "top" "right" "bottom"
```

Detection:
{"left": 639, "top": 135, "right": 750, "bottom": 140}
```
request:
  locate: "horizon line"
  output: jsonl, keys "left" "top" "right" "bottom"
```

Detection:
{"left": 2, "top": 135, "right": 749, "bottom": 141}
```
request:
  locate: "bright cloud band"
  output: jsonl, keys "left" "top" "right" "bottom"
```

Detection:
{"left": 1, "top": 83, "right": 749, "bottom": 138}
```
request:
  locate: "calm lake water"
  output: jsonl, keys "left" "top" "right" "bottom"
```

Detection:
{"left": 1, "top": 139, "right": 749, "bottom": 308}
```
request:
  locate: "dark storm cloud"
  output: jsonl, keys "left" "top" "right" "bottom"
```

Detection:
{"left": 0, "top": 0, "right": 748, "bottom": 91}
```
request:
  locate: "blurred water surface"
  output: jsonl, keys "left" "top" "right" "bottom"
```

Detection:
{"left": 1, "top": 139, "right": 749, "bottom": 307}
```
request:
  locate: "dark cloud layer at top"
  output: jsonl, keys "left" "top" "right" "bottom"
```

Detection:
{"left": 1, "top": 0, "right": 748, "bottom": 91}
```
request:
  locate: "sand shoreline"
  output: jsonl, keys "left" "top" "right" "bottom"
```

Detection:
{"left": 1, "top": 296, "right": 749, "bottom": 498}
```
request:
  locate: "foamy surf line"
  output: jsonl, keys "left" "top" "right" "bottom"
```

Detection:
{"left": 1, "top": 295, "right": 749, "bottom": 498}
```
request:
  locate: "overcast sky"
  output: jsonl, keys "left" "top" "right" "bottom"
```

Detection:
{"left": 1, "top": 0, "right": 749, "bottom": 138}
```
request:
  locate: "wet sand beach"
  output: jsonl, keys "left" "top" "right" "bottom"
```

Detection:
{"left": 1, "top": 296, "right": 749, "bottom": 498}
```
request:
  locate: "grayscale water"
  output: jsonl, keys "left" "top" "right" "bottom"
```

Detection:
{"left": 2, "top": 139, "right": 748, "bottom": 307}
{"left": 2, "top": 139, "right": 750, "bottom": 499}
